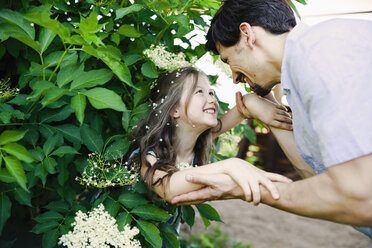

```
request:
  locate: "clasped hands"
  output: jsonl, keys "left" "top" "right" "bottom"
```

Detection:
{"left": 171, "top": 92, "right": 293, "bottom": 206}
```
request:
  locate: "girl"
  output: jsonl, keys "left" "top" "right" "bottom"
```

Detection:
{"left": 128, "top": 67, "right": 292, "bottom": 205}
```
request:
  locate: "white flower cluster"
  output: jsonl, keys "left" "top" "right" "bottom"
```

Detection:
{"left": 59, "top": 204, "right": 141, "bottom": 248}
{"left": 0, "top": 78, "right": 20, "bottom": 99}
{"left": 143, "top": 44, "right": 196, "bottom": 71}
{"left": 76, "top": 153, "right": 140, "bottom": 188}
{"left": 176, "top": 162, "right": 194, "bottom": 171}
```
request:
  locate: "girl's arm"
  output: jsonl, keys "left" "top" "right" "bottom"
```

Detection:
{"left": 141, "top": 155, "right": 291, "bottom": 203}
{"left": 213, "top": 92, "right": 292, "bottom": 139}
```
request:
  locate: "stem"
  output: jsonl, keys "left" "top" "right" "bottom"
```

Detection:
{"left": 48, "top": 44, "right": 73, "bottom": 82}
{"left": 39, "top": 53, "right": 45, "bottom": 80}
{"left": 0, "top": 122, "right": 39, "bottom": 126}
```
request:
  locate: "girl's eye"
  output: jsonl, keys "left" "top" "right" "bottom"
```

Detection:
{"left": 195, "top": 89, "right": 203, "bottom": 94}
{"left": 209, "top": 91, "right": 215, "bottom": 96}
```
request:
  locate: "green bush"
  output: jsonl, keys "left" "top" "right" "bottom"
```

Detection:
{"left": 181, "top": 226, "right": 253, "bottom": 248}
{"left": 0, "top": 0, "right": 223, "bottom": 247}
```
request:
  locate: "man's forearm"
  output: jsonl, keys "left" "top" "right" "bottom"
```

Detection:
{"left": 270, "top": 127, "right": 315, "bottom": 178}
{"left": 260, "top": 160, "right": 372, "bottom": 226}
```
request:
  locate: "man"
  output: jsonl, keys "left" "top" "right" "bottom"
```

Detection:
{"left": 172, "top": 0, "right": 372, "bottom": 238}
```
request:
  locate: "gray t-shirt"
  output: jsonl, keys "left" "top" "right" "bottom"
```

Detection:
{"left": 281, "top": 19, "right": 372, "bottom": 238}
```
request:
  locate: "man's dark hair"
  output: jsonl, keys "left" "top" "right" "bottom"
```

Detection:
{"left": 206, "top": 0, "right": 296, "bottom": 54}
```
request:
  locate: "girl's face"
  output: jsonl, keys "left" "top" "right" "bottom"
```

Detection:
{"left": 177, "top": 74, "right": 219, "bottom": 129}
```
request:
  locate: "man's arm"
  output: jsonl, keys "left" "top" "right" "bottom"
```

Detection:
{"left": 261, "top": 153, "right": 372, "bottom": 226}
{"left": 269, "top": 127, "right": 315, "bottom": 178}
{"left": 172, "top": 153, "right": 372, "bottom": 226}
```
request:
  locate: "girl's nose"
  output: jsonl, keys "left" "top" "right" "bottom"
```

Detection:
{"left": 207, "top": 95, "right": 216, "bottom": 103}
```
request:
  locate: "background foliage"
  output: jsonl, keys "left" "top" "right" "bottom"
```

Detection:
{"left": 0, "top": 0, "right": 222, "bottom": 247}
{"left": 0, "top": 0, "right": 305, "bottom": 247}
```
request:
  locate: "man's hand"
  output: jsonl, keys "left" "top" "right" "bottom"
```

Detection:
{"left": 171, "top": 173, "right": 244, "bottom": 205}
{"left": 236, "top": 92, "right": 292, "bottom": 130}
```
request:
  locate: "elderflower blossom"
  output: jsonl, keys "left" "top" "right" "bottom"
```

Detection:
{"left": 0, "top": 78, "right": 20, "bottom": 100}
{"left": 143, "top": 44, "right": 197, "bottom": 71}
{"left": 59, "top": 204, "right": 141, "bottom": 248}
{"left": 76, "top": 153, "right": 140, "bottom": 188}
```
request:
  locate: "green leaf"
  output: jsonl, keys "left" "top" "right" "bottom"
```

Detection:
{"left": 181, "top": 205, "right": 195, "bottom": 228}
{"left": 123, "top": 53, "right": 143, "bottom": 66}
{"left": 115, "top": 4, "right": 143, "bottom": 20}
{"left": 3, "top": 156, "right": 28, "bottom": 191}
{"left": 118, "top": 191, "right": 148, "bottom": 209}
{"left": 141, "top": 61, "right": 158, "bottom": 78}
{"left": 34, "top": 211, "right": 63, "bottom": 223}
{"left": 31, "top": 221, "right": 59, "bottom": 234}
{"left": 117, "top": 24, "right": 143, "bottom": 38}
{"left": 77, "top": 11, "right": 104, "bottom": 34}
{"left": 42, "top": 228, "right": 59, "bottom": 248}
{"left": 29, "top": 147, "right": 44, "bottom": 161}
{"left": 27, "top": 80, "right": 54, "bottom": 101}
{"left": 201, "top": 216, "right": 211, "bottom": 228}
{"left": 24, "top": 7, "right": 70, "bottom": 42}
{"left": 83, "top": 87, "right": 127, "bottom": 112}
{"left": 162, "top": 232, "right": 180, "bottom": 248}
{"left": 43, "top": 134, "right": 61, "bottom": 156}
{"left": 50, "top": 146, "right": 79, "bottom": 157}
{"left": 168, "top": 14, "right": 190, "bottom": 27}
{"left": 1, "top": 143, "right": 34, "bottom": 163}
{"left": 104, "top": 138, "right": 130, "bottom": 160}
{"left": 243, "top": 125, "right": 256, "bottom": 144}
{"left": 0, "top": 23, "right": 41, "bottom": 53}
{"left": 0, "top": 168, "right": 16, "bottom": 183}
{"left": 0, "top": 9, "right": 35, "bottom": 39}
{"left": 103, "top": 198, "right": 121, "bottom": 217}
{"left": 82, "top": 45, "right": 134, "bottom": 87}
{"left": 39, "top": 27, "right": 56, "bottom": 54}
{"left": 41, "top": 87, "right": 68, "bottom": 108}
{"left": 44, "top": 51, "right": 78, "bottom": 68}
{"left": 0, "top": 193, "right": 11, "bottom": 235}
{"left": 40, "top": 105, "right": 74, "bottom": 123}
{"left": 80, "top": 125, "right": 103, "bottom": 153}
{"left": 34, "top": 163, "right": 48, "bottom": 186}
{"left": 110, "top": 33, "right": 120, "bottom": 46}
{"left": 136, "top": 220, "right": 162, "bottom": 248}
{"left": 70, "top": 69, "right": 113, "bottom": 89}
{"left": 131, "top": 204, "right": 171, "bottom": 221}
{"left": 196, "top": 204, "right": 222, "bottom": 222}
{"left": 44, "top": 201, "right": 69, "bottom": 213}
{"left": 288, "top": 0, "right": 302, "bottom": 19}
{"left": 56, "top": 63, "right": 84, "bottom": 88}
{"left": 53, "top": 124, "right": 81, "bottom": 144}
{"left": 116, "top": 211, "right": 133, "bottom": 231}
{"left": 70, "top": 93, "right": 86, "bottom": 126}
{"left": 159, "top": 222, "right": 179, "bottom": 236}
{"left": 43, "top": 157, "right": 57, "bottom": 174}
{"left": 13, "top": 188, "right": 32, "bottom": 207}
{"left": 0, "top": 129, "right": 27, "bottom": 145}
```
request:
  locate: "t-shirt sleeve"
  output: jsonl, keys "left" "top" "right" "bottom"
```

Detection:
{"left": 295, "top": 34, "right": 372, "bottom": 167}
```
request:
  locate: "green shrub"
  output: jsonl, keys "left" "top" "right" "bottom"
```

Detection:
{"left": 181, "top": 226, "right": 253, "bottom": 248}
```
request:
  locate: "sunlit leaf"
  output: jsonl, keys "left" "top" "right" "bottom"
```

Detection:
{"left": 83, "top": 87, "right": 128, "bottom": 112}
{"left": 3, "top": 156, "right": 28, "bottom": 191}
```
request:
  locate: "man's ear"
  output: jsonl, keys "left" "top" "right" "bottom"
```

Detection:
{"left": 239, "top": 22, "right": 255, "bottom": 49}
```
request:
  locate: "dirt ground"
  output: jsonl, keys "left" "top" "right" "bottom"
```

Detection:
{"left": 180, "top": 199, "right": 372, "bottom": 248}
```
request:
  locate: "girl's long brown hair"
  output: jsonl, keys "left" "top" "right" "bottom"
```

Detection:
{"left": 126, "top": 67, "right": 220, "bottom": 197}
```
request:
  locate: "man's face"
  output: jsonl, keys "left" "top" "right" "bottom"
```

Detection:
{"left": 216, "top": 38, "right": 277, "bottom": 97}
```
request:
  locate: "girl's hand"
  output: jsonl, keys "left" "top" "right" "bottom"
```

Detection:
{"left": 222, "top": 158, "right": 292, "bottom": 205}
{"left": 236, "top": 92, "right": 293, "bottom": 130}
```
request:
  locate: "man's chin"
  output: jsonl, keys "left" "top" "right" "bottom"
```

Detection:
{"left": 252, "top": 87, "right": 271, "bottom": 97}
